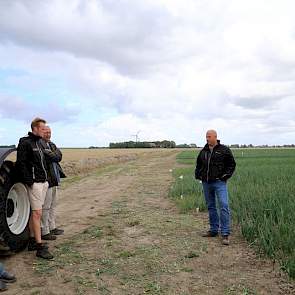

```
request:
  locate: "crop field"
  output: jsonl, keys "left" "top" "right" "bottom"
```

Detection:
{"left": 59, "top": 148, "right": 177, "bottom": 176}
{"left": 7, "top": 148, "right": 176, "bottom": 177}
{"left": 60, "top": 148, "right": 171, "bottom": 162}
{"left": 169, "top": 148, "right": 295, "bottom": 278}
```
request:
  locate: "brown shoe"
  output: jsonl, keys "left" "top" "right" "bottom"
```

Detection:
{"left": 201, "top": 231, "right": 218, "bottom": 237}
{"left": 222, "top": 236, "right": 230, "bottom": 245}
{"left": 41, "top": 234, "right": 57, "bottom": 241}
{"left": 50, "top": 228, "right": 64, "bottom": 235}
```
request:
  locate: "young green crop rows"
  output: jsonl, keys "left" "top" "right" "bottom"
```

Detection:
{"left": 169, "top": 148, "right": 295, "bottom": 278}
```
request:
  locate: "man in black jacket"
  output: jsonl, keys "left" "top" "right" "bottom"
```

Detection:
{"left": 195, "top": 130, "right": 236, "bottom": 245}
{"left": 41, "top": 126, "right": 65, "bottom": 240}
{"left": 16, "top": 118, "right": 53, "bottom": 259}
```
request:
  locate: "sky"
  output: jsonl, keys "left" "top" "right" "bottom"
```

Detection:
{"left": 0, "top": 0, "right": 295, "bottom": 147}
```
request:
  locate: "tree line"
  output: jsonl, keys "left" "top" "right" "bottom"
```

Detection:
{"left": 109, "top": 140, "right": 176, "bottom": 148}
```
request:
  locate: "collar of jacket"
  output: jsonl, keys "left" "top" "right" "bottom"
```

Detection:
{"left": 204, "top": 140, "right": 221, "bottom": 151}
{"left": 28, "top": 132, "right": 42, "bottom": 141}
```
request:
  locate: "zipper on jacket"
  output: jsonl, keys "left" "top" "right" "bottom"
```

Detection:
{"left": 207, "top": 150, "right": 212, "bottom": 182}
{"left": 36, "top": 141, "right": 48, "bottom": 180}
{"left": 32, "top": 166, "right": 35, "bottom": 180}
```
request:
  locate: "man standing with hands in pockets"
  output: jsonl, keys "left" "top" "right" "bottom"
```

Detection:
{"left": 195, "top": 130, "right": 236, "bottom": 245}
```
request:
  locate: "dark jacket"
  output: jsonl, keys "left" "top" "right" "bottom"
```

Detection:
{"left": 16, "top": 132, "right": 48, "bottom": 186}
{"left": 195, "top": 141, "right": 236, "bottom": 182}
{"left": 42, "top": 141, "right": 66, "bottom": 188}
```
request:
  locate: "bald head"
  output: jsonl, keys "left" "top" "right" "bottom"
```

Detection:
{"left": 43, "top": 126, "right": 51, "bottom": 142}
{"left": 206, "top": 129, "right": 218, "bottom": 147}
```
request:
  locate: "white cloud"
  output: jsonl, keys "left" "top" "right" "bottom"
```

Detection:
{"left": 0, "top": 0, "right": 295, "bottom": 146}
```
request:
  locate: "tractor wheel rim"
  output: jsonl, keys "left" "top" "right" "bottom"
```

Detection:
{"left": 6, "top": 183, "right": 30, "bottom": 235}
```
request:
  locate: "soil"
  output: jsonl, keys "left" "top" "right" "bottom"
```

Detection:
{"left": 3, "top": 150, "right": 294, "bottom": 294}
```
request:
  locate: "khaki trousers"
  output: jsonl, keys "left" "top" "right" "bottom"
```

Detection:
{"left": 41, "top": 186, "right": 58, "bottom": 235}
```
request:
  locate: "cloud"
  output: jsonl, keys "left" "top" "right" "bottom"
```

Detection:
{"left": 0, "top": 0, "right": 177, "bottom": 75}
{"left": 0, "top": 0, "right": 295, "bottom": 146}
{"left": 0, "top": 94, "right": 79, "bottom": 123}
{"left": 231, "top": 95, "right": 282, "bottom": 110}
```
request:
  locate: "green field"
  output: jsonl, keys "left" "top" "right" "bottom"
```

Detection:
{"left": 169, "top": 148, "right": 295, "bottom": 278}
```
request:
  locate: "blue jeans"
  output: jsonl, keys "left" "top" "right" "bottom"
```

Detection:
{"left": 202, "top": 180, "right": 231, "bottom": 236}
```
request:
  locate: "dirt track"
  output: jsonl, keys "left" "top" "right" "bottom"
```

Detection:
{"left": 3, "top": 150, "right": 294, "bottom": 294}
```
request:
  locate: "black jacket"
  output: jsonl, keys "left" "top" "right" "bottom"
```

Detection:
{"left": 16, "top": 132, "right": 48, "bottom": 186}
{"left": 42, "top": 141, "right": 66, "bottom": 188}
{"left": 195, "top": 141, "right": 236, "bottom": 182}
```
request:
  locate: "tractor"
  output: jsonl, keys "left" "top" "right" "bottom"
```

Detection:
{"left": 0, "top": 147, "right": 30, "bottom": 253}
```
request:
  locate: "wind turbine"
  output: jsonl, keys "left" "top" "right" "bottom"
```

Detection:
{"left": 131, "top": 130, "right": 141, "bottom": 145}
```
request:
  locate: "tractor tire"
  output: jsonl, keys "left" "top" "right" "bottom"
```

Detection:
{"left": 0, "top": 160, "right": 30, "bottom": 252}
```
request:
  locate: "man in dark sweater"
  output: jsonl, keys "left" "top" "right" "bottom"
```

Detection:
{"left": 41, "top": 126, "right": 65, "bottom": 240}
{"left": 16, "top": 118, "right": 53, "bottom": 259}
{"left": 195, "top": 130, "right": 236, "bottom": 245}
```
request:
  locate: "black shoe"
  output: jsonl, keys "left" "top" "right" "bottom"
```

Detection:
{"left": 201, "top": 231, "right": 218, "bottom": 237}
{"left": 0, "top": 281, "right": 7, "bottom": 292}
{"left": 41, "top": 234, "right": 57, "bottom": 241}
{"left": 50, "top": 228, "right": 64, "bottom": 235}
{"left": 0, "top": 271, "right": 16, "bottom": 284}
{"left": 28, "top": 239, "right": 48, "bottom": 251}
{"left": 36, "top": 244, "right": 53, "bottom": 260}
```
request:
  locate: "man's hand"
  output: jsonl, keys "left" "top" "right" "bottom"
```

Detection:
{"left": 43, "top": 149, "right": 55, "bottom": 157}
{"left": 220, "top": 174, "right": 230, "bottom": 181}
{"left": 43, "top": 149, "right": 52, "bottom": 154}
